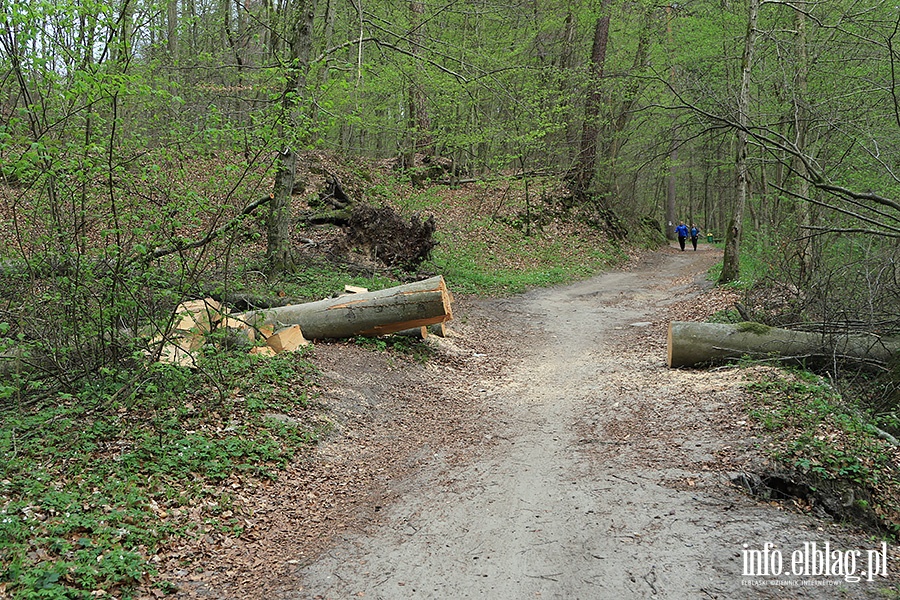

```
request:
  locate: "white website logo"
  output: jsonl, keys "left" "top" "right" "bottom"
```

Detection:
{"left": 742, "top": 541, "right": 889, "bottom": 583}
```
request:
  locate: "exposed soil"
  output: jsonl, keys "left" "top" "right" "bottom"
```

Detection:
{"left": 163, "top": 244, "right": 898, "bottom": 599}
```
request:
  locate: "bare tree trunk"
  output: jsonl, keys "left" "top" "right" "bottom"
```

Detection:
{"left": 665, "top": 5, "right": 677, "bottom": 241}
{"left": 185, "top": 0, "right": 196, "bottom": 54}
{"left": 570, "top": 0, "right": 611, "bottom": 195}
{"left": 267, "top": 149, "right": 296, "bottom": 272}
{"left": 235, "top": 0, "right": 247, "bottom": 65}
{"left": 566, "top": 0, "right": 626, "bottom": 238}
{"left": 792, "top": 9, "right": 814, "bottom": 283}
{"left": 287, "top": 0, "right": 316, "bottom": 102}
{"left": 263, "top": 0, "right": 274, "bottom": 58}
{"left": 666, "top": 137, "right": 677, "bottom": 241}
{"left": 167, "top": 0, "right": 178, "bottom": 59}
{"left": 603, "top": 13, "right": 649, "bottom": 210}
{"left": 560, "top": 9, "right": 579, "bottom": 161}
{"left": 112, "top": 0, "right": 135, "bottom": 65}
{"left": 406, "top": 0, "right": 433, "bottom": 163}
{"left": 266, "top": 0, "right": 316, "bottom": 273}
{"left": 320, "top": 0, "right": 335, "bottom": 82}
{"left": 220, "top": 0, "right": 230, "bottom": 53}
{"left": 719, "top": 0, "right": 759, "bottom": 284}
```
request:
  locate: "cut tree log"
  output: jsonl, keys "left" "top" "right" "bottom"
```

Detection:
{"left": 265, "top": 324, "right": 309, "bottom": 353}
{"left": 173, "top": 298, "right": 225, "bottom": 333}
{"left": 668, "top": 321, "right": 900, "bottom": 369}
{"left": 233, "top": 275, "right": 453, "bottom": 340}
{"left": 394, "top": 322, "right": 450, "bottom": 339}
{"left": 394, "top": 326, "right": 428, "bottom": 339}
{"left": 427, "top": 322, "right": 447, "bottom": 338}
{"left": 249, "top": 346, "right": 277, "bottom": 357}
{"left": 153, "top": 298, "right": 229, "bottom": 367}
{"left": 157, "top": 333, "right": 205, "bottom": 368}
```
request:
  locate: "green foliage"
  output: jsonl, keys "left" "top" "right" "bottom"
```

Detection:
{"left": 708, "top": 228, "right": 776, "bottom": 290}
{"left": 708, "top": 309, "right": 744, "bottom": 324}
{"left": 0, "top": 351, "right": 326, "bottom": 598}
{"left": 3, "top": 0, "right": 900, "bottom": 590}
{"left": 745, "top": 368, "right": 900, "bottom": 530}
{"left": 432, "top": 223, "right": 625, "bottom": 295}
{"left": 262, "top": 263, "right": 396, "bottom": 304}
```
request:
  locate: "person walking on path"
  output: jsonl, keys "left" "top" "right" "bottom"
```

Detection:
{"left": 675, "top": 222, "right": 689, "bottom": 251}
{"left": 690, "top": 224, "right": 701, "bottom": 251}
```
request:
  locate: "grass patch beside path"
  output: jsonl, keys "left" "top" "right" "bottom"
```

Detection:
{"left": 0, "top": 349, "right": 327, "bottom": 599}
{"left": 432, "top": 222, "right": 627, "bottom": 295}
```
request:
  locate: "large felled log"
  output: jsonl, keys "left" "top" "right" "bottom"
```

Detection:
{"left": 232, "top": 275, "right": 453, "bottom": 340}
{"left": 668, "top": 321, "right": 900, "bottom": 369}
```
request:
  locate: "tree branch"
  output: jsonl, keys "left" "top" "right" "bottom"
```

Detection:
{"left": 144, "top": 194, "right": 274, "bottom": 263}
{"left": 655, "top": 73, "right": 900, "bottom": 228}
{"left": 798, "top": 225, "right": 900, "bottom": 239}
{"left": 769, "top": 181, "right": 900, "bottom": 236}
{"left": 314, "top": 35, "right": 468, "bottom": 83}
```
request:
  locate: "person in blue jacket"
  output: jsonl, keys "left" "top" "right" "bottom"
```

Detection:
{"left": 675, "top": 222, "right": 689, "bottom": 251}
{"left": 690, "top": 223, "right": 701, "bottom": 250}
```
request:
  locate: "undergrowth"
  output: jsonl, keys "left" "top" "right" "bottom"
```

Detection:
{"left": 211, "top": 260, "right": 399, "bottom": 305}
{"left": 0, "top": 349, "right": 327, "bottom": 599}
{"left": 707, "top": 230, "right": 774, "bottom": 290}
{"left": 743, "top": 367, "right": 900, "bottom": 535}
{"left": 0, "top": 165, "right": 637, "bottom": 598}
{"left": 711, "top": 224, "right": 900, "bottom": 535}
{"left": 432, "top": 225, "right": 626, "bottom": 295}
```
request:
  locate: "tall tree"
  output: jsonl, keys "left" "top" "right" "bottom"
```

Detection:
{"left": 167, "top": 0, "right": 178, "bottom": 58}
{"left": 791, "top": 7, "right": 814, "bottom": 282}
{"left": 718, "top": 0, "right": 758, "bottom": 284}
{"left": 406, "top": 0, "right": 434, "bottom": 164}
{"left": 569, "top": 0, "right": 612, "bottom": 196}
{"left": 267, "top": 0, "right": 317, "bottom": 273}
{"left": 665, "top": 4, "right": 677, "bottom": 241}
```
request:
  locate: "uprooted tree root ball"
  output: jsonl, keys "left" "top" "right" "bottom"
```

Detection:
{"left": 342, "top": 203, "right": 437, "bottom": 271}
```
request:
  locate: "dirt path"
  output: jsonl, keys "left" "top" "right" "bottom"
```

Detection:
{"left": 271, "top": 246, "right": 893, "bottom": 599}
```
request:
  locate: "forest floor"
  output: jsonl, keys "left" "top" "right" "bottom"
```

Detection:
{"left": 160, "top": 242, "right": 899, "bottom": 599}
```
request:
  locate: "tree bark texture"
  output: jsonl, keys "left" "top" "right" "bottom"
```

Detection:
{"left": 288, "top": 0, "right": 316, "bottom": 96}
{"left": 666, "top": 138, "right": 677, "bottom": 241}
{"left": 233, "top": 275, "right": 453, "bottom": 340}
{"left": 667, "top": 321, "right": 900, "bottom": 370}
{"left": 719, "top": 0, "right": 758, "bottom": 284}
{"left": 571, "top": 1, "right": 611, "bottom": 195}
{"left": 407, "top": 0, "right": 433, "bottom": 159}
{"left": 167, "top": 0, "right": 178, "bottom": 58}
{"left": 792, "top": 8, "right": 815, "bottom": 282}
{"left": 665, "top": 5, "right": 677, "bottom": 241}
{"left": 561, "top": 10, "right": 579, "bottom": 159}
{"left": 266, "top": 148, "right": 297, "bottom": 272}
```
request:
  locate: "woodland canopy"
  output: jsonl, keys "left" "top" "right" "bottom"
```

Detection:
{"left": 3, "top": 2, "right": 900, "bottom": 597}
{"left": 0, "top": 0, "right": 899, "bottom": 386}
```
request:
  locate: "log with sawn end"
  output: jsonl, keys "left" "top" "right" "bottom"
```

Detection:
{"left": 232, "top": 275, "right": 453, "bottom": 340}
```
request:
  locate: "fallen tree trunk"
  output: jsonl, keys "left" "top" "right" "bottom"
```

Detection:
{"left": 2, "top": 278, "right": 453, "bottom": 378}
{"left": 232, "top": 275, "right": 453, "bottom": 340}
{"left": 668, "top": 321, "right": 900, "bottom": 369}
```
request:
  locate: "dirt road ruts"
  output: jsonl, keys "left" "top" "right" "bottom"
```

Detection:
{"left": 287, "top": 246, "right": 893, "bottom": 599}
